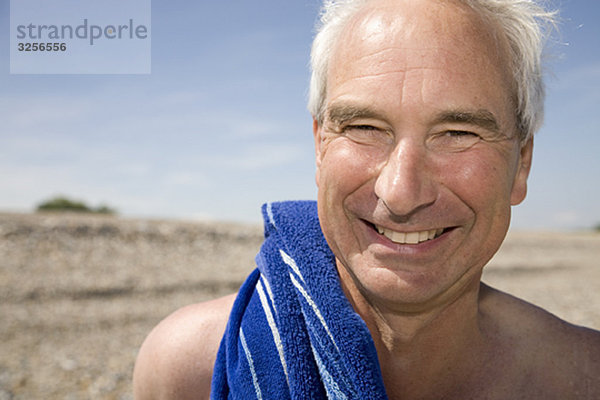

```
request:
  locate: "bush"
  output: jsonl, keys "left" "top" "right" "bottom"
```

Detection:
{"left": 36, "top": 196, "right": 117, "bottom": 215}
{"left": 94, "top": 205, "right": 116, "bottom": 214}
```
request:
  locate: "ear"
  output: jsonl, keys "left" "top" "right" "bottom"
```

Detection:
{"left": 313, "top": 118, "right": 322, "bottom": 187}
{"left": 510, "top": 137, "right": 533, "bottom": 205}
{"left": 313, "top": 118, "right": 322, "bottom": 166}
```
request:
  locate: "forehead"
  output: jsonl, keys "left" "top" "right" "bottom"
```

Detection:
{"left": 327, "top": 0, "right": 514, "bottom": 122}
{"left": 334, "top": 0, "right": 507, "bottom": 69}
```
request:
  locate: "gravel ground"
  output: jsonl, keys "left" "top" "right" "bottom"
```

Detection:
{"left": 1, "top": 212, "right": 599, "bottom": 399}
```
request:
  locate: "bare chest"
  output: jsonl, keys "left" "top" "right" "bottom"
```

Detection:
{"left": 381, "top": 355, "right": 586, "bottom": 400}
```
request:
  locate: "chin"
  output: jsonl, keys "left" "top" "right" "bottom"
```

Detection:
{"left": 340, "top": 253, "right": 483, "bottom": 311}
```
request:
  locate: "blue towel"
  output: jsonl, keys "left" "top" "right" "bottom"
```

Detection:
{"left": 211, "top": 201, "right": 388, "bottom": 399}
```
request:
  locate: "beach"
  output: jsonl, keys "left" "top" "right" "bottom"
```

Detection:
{"left": 1, "top": 212, "right": 599, "bottom": 399}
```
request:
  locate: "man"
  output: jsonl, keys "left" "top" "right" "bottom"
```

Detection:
{"left": 133, "top": 0, "right": 600, "bottom": 398}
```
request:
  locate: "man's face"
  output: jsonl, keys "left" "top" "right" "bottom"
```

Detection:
{"left": 314, "top": 0, "right": 533, "bottom": 309}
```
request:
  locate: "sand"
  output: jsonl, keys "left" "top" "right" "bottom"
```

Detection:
{"left": 1, "top": 212, "right": 599, "bottom": 399}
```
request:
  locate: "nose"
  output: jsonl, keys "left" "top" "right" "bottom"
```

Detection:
{"left": 374, "top": 139, "right": 437, "bottom": 218}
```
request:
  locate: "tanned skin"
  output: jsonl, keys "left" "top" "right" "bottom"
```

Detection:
{"left": 133, "top": 1, "right": 600, "bottom": 398}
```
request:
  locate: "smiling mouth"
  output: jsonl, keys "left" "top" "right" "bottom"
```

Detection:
{"left": 374, "top": 224, "right": 446, "bottom": 244}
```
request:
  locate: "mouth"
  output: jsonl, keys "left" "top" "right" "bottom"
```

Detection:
{"left": 373, "top": 224, "right": 447, "bottom": 245}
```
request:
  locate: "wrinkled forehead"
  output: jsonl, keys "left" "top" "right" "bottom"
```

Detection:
{"left": 330, "top": 0, "right": 511, "bottom": 83}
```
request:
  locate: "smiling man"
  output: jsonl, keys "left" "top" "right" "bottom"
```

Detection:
{"left": 133, "top": 1, "right": 600, "bottom": 399}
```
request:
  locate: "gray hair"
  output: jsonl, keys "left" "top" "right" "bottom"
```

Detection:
{"left": 308, "top": 0, "right": 558, "bottom": 141}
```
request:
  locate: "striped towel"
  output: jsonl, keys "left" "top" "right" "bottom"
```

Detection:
{"left": 211, "top": 201, "right": 388, "bottom": 399}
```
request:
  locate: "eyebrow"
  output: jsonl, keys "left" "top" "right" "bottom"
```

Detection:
{"left": 326, "top": 103, "right": 504, "bottom": 135}
{"left": 433, "top": 109, "right": 501, "bottom": 134}
{"left": 326, "top": 103, "right": 387, "bottom": 125}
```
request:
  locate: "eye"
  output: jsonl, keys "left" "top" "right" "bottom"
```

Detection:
{"left": 341, "top": 124, "right": 394, "bottom": 146}
{"left": 343, "top": 124, "right": 378, "bottom": 132}
{"left": 446, "top": 130, "right": 479, "bottom": 138}
{"left": 427, "top": 130, "right": 481, "bottom": 152}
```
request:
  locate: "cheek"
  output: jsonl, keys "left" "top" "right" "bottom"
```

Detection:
{"left": 318, "top": 141, "right": 381, "bottom": 198}
{"left": 317, "top": 141, "right": 382, "bottom": 250}
{"left": 440, "top": 150, "right": 516, "bottom": 214}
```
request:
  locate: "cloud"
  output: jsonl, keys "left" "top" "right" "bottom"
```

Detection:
{"left": 227, "top": 119, "right": 286, "bottom": 138}
{"left": 0, "top": 95, "right": 96, "bottom": 129}
{"left": 0, "top": 80, "right": 313, "bottom": 220}
{"left": 0, "top": 162, "right": 94, "bottom": 210}
{"left": 161, "top": 171, "right": 209, "bottom": 187}
{"left": 204, "top": 142, "right": 308, "bottom": 171}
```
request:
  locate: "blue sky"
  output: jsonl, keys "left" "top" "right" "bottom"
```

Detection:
{"left": 1, "top": 0, "right": 599, "bottom": 230}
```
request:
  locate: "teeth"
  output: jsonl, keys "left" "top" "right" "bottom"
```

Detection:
{"left": 406, "top": 232, "right": 420, "bottom": 244}
{"left": 376, "top": 225, "right": 444, "bottom": 244}
{"left": 392, "top": 231, "right": 407, "bottom": 243}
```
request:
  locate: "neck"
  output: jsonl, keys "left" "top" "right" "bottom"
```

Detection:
{"left": 338, "top": 266, "right": 492, "bottom": 399}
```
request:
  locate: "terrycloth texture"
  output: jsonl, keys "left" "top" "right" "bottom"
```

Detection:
{"left": 211, "top": 201, "right": 388, "bottom": 399}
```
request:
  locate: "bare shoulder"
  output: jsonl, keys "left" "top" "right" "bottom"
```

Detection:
{"left": 480, "top": 284, "right": 600, "bottom": 397}
{"left": 133, "top": 293, "right": 237, "bottom": 400}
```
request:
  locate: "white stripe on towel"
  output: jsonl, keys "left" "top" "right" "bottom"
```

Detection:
{"left": 289, "top": 272, "right": 339, "bottom": 351}
{"left": 260, "top": 275, "right": 277, "bottom": 315}
{"left": 266, "top": 202, "right": 276, "bottom": 227}
{"left": 311, "top": 343, "right": 348, "bottom": 400}
{"left": 240, "top": 327, "right": 263, "bottom": 400}
{"left": 280, "top": 249, "right": 306, "bottom": 283}
{"left": 256, "top": 279, "right": 289, "bottom": 384}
